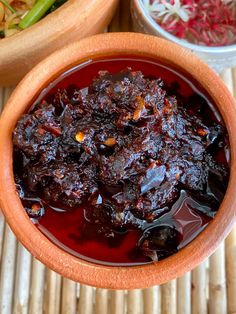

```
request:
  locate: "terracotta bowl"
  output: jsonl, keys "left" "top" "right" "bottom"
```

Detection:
{"left": 0, "top": 0, "right": 118, "bottom": 86}
{"left": 0, "top": 33, "right": 236, "bottom": 289}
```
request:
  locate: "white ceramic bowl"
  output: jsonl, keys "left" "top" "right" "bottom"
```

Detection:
{"left": 131, "top": 0, "right": 236, "bottom": 72}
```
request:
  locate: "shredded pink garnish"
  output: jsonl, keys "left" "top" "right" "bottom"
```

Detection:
{"left": 143, "top": 0, "right": 236, "bottom": 46}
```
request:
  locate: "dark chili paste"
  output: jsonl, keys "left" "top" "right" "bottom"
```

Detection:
{"left": 13, "top": 59, "right": 229, "bottom": 265}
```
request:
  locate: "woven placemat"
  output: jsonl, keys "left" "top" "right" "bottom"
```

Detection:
{"left": 0, "top": 1, "right": 236, "bottom": 313}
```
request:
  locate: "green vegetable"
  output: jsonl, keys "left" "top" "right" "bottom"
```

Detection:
{"left": 0, "top": 0, "right": 16, "bottom": 13}
{"left": 19, "top": 0, "right": 57, "bottom": 30}
{"left": 9, "top": 24, "right": 19, "bottom": 29}
{"left": 0, "top": 30, "right": 5, "bottom": 38}
{"left": 47, "top": 0, "right": 67, "bottom": 13}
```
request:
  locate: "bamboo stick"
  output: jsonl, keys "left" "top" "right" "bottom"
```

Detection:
{"left": 0, "top": 87, "right": 4, "bottom": 110}
{"left": 78, "top": 284, "right": 94, "bottom": 314}
{"left": 120, "top": 0, "right": 131, "bottom": 31}
{"left": 220, "top": 68, "right": 234, "bottom": 94}
{"left": 109, "top": 290, "right": 125, "bottom": 314}
{"left": 43, "top": 269, "right": 61, "bottom": 314}
{"left": 0, "top": 212, "right": 5, "bottom": 262}
{"left": 108, "top": 1, "right": 120, "bottom": 32}
{"left": 13, "top": 243, "right": 32, "bottom": 314}
{"left": 77, "top": 282, "right": 81, "bottom": 300}
{"left": 3, "top": 87, "right": 13, "bottom": 104}
{"left": 143, "top": 286, "right": 161, "bottom": 314}
{"left": 177, "top": 272, "right": 191, "bottom": 314}
{"left": 28, "top": 259, "right": 45, "bottom": 314}
{"left": 161, "top": 280, "right": 177, "bottom": 314}
{"left": 0, "top": 224, "right": 17, "bottom": 314}
{"left": 61, "top": 278, "right": 77, "bottom": 314}
{"left": 95, "top": 288, "right": 109, "bottom": 314}
{"left": 0, "top": 88, "right": 16, "bottom": 314}
{"left": 191, "top": 261, "right": 208, "bottom": 314}
{"left": 225, "top": 66, "right": 236, "bottom": 312}
{"left": 209, "top": 242, "right": 227, "bottom": 314}
{"left": 127, "top": 289, "right": 142, "bottom": 314}
{"left": 226, "top": 227, "right": 236, "bottom": 314}
{"left": 232, "top": 67, "right": 236, "bottom": 97}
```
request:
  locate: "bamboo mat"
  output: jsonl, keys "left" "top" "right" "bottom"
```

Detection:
{"left": 0, "top": 1, "right": 236, "bottom": 313}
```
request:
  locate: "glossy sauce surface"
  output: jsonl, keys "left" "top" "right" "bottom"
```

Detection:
{"left": 14, "top": 57, "right": 229, "bottom": 265}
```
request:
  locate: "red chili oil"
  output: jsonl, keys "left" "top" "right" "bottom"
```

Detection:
{"left": 13, "top": 57, "right": 229, "bottom": 265}
{"left": 36, "top": 190, "right": 211, "bottom": 265}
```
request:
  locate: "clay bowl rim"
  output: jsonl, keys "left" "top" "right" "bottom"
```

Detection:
{"left": 0, "top": 32, "right": 236, "bottom": 290}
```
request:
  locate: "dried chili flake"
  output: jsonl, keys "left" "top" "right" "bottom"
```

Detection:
{"left": 197, "top": 128, "right": 208, "bottom": 137}
{"left": 133, "top": 96, "right": 146, "bottom": 120}
{"left": 104, "top": 137, "right": 117, "bottom": 146}
{"left": 43, "top": 124, "right": 62, "bottom": 136}
{"left": 75, "top": 131, "right": 85, "bottom": 142}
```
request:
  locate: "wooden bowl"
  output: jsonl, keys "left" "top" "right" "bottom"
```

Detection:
{"left": 0, "top": 33, "right": 236, "bottom": 289}
{"left": 0, "top": 0, "right": 118, "bottom": 86}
